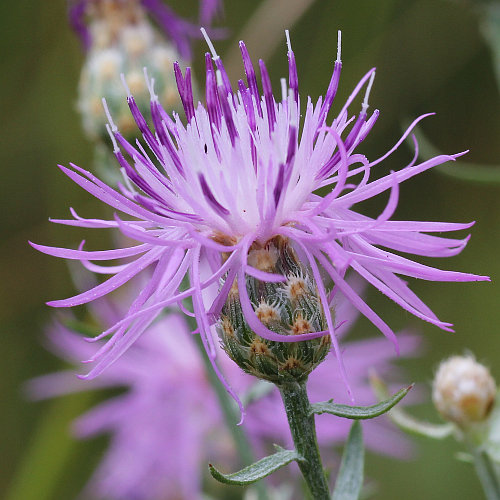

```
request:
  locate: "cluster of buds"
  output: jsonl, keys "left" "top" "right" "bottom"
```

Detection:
{"left": 433, "top": 355, "right": 497, "bottom": 427}
{"left": 218, "top": 237, "right": 332, "bottom": 385}
{"left": 77, "top": 0, "right": 185, "bottom": 142}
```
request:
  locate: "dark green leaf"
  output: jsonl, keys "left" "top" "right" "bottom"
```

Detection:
{"left": 332, "top": 421, "right": 364, "bottom": 500}
{"left": 209, "top": 448, "right": 302, "bottom": 486}
{"left": 310, "top": 385, "right": 412, "bottom": 419}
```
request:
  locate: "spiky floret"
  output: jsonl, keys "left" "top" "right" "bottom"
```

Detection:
{"left": 32, "top": 31, "right": 488, "bottom": 401}
{"left": 218, "top": 237, "right": 331, "bottom": 384}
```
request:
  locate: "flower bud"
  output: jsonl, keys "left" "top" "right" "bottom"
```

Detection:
{"left": 217, "top": 237, "right": 332, "bottom": 385}
{"left": 433, "top": 355, "right": 497, "bottom": 426}
{"left": 77, "top": 0, "right": 186, "bottom": 143}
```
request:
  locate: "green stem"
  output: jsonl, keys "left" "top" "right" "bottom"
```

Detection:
{"left": 279, "top": 381, "right": 330, "bottom": 499}
{"left": 192, "top": 333, "right": 269, "bottom": 500}
{"left": 472, "top": 448, "right": 500, "bottom": 500}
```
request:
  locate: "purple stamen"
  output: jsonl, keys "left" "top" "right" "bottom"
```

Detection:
{"left": 218, "top": 88, "right": 238, "bottom": 146}
{"left": 285, "top": 30, "right": 298, "bottom": 102}
{"left": 238, "top": 80, "right": 258, "bottom": 169}
{"left": 273, "top": 163, "right": 286, "bottom": 207}
{"left": 259, "top": 59, "right": 276, "bottom": 133}
{"left": 198, "top": 173, "right": 230, "bottom": 216}
{"left": 149, "top": 101, "right": 185, "bottom": 177}
{"left": 205, "top": 53, "right": 222, "bottom": 130}
{"left": 286, "top": 126, "right": 297, "bottom": 167}
{"left": 317, "top": 110, "right": 367, "bottom": 179}
{"left": 317, "top": 61, "right": 342, "bottom": 131}
{"left": 214, "top": 58, "right": 233, "bottom": 97}
{"left": 126, "top": 96, "right": 163, "bottom": 162}
{"left": 173, "top": 63, "right": 195, "bottom": 123}
{"left": 239, "top": 41, "right": 262, "bottom": 117}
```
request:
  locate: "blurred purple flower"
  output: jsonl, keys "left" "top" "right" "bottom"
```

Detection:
{"left": 28, "top": 288, "right": 418, "bottom": 499}
{"left": 28, "top": 311, "right": 229, "bottom": 500}
{"left": 32, "top": 32, "right": 487, "bottom": 397}
{"left": 68, "top": 0, "right": 223, "bottom": 57}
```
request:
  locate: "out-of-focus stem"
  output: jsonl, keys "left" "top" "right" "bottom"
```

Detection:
{"left": 192, "top": 333, "right": 269, "bottom": 500}
{"left": 471, "top": 447, "right": 500, "bottom": 500}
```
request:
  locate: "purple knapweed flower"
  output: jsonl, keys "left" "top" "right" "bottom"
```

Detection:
{"left": 28, "top": 311, "right": 231, "bottom": 500}
{"left": 68, "top": 0, "right": 223, "bottom": 58}
{"left": 32, "top": 30, "right": 488, "bottom": 402}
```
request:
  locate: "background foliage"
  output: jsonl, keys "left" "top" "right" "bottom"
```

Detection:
{"left": 1, "top": 0, "right": 499, "bottom": 498}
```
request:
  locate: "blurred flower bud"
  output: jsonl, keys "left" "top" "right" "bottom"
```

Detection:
{"left": 77, "top": 0, "right": 186, "bottom": 143}
{"left": 433, "top": 355, "right": 497, "bottom": 426}
{"left": 217, "top": 237, "right": 331, "bottom": 385}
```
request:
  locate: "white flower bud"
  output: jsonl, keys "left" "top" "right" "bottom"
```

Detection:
{"left": 433, "top": 355, "right": 496, "bottom": 426}
{"left": 77, "top": 0, "right": 187, "bottom": 143}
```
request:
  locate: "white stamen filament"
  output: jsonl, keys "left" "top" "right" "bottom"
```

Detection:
{"left": 105, "top": 124, "right": 119, "bottom": 153}
{"left": 200, "top": 27, "right": 219, "bottom": 60}
{"left": 102, "top": 99, "right": 118, "bottom": 133}
{"left": 285, "top": 29, "right": 292, "bottom": 53}
{"left": 120, "top": 167, "right": 137, "bottom": 194}
{"left": 362, "top": 71, "right": 375, "bottom": 112}
{"left": 200, "top": 27, "right": 223, "bottom": 86}
{"left": 143, "top": 67, "right": 158, "bottom": 101}
{"left": 280, "top": 78, "right": 287, "bottom": 102}
{"left": 337, "top": 30, "right": 342, "bottom": 63}
{"left": 120, "top": 73, "right": 132, "bottom": 97}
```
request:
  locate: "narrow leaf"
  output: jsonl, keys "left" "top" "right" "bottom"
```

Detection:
{"left": 332, "top": 421, "right": 364, "bottom": 500}
{"left": 407, "top": 123, "right": 500, "bottom": 184}
{"left": 310, "top": 385, "right": 411, "bottom": 419}
{"left": 209, "top": 448, "right": 302, "bottom": 486}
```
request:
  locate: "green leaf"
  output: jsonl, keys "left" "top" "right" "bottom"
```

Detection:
{"left": 309, "top": 385, "right": 412, "bottom": 419}
{"left": 370, "top": 374, "right": 454, "bottom": 440}
{"left": 209, "top": 448, "right": 303, "bottom": 486}
{"left": 332, "top": 421, "right": 364, "bottom": 500}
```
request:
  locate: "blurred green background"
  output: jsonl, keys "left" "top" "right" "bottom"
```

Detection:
{"left": 1, "top": 0, "right": 499, "bottom": 498}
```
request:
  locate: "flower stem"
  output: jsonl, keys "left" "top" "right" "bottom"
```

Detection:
{"left": 279, "top": 381, "right": 330, "bottom": 499}
{"left": 192, "top": 333, "right": 269, "bottom": 500}
{"left": 472, "top": 448, "right": 500, "bottom": 500}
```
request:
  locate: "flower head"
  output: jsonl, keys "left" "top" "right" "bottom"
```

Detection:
{"left": 32, "top": 31, "right": 488, "bottom": 400}
{"left": 433, "top": 355, "right": 497, "bottom": 426}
